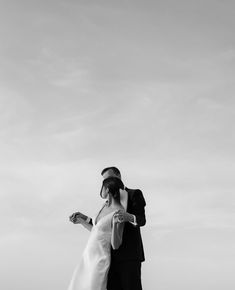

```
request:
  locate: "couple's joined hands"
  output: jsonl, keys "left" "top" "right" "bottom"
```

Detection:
{"left": 114, "top": 210, "right": 134, "bottom": 223}
{"left": 113, "top": 210, "right": 130, "bottom": 223}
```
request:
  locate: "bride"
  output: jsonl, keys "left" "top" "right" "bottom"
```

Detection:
{"left": 67, "top": 177, "right": 125, "bottom": 290}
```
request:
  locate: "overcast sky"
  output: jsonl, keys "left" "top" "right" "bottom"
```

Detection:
{"left": 0, "top": 1, "right": 235, "bottom": 290}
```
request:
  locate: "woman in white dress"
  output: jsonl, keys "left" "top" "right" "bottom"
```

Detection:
{"left": 67, "top": 177, "right": 125, "bottom": 290}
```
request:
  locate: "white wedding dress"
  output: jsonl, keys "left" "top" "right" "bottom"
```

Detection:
{"left": 67, "top": 211, "right": 116, "bottom": 290}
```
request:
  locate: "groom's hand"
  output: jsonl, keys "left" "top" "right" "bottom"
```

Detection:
{"left": 114, "top": 210, "right": 134, "bottom": 223}
{"left": 69, "top": 212, "right": 87, "bottom": 223}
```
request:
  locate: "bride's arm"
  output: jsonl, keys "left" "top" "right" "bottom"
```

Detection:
{"left": 70, "top": 212, "right": 93, "bottom": 231}
{"left": 111, "top": 214, "right": 124, "bottom": 249}
{"left": 79, "top": 218, "right": 93, "bottom": 231}
{"left": 70, "top": 216, "right": 93, "bottom": 231}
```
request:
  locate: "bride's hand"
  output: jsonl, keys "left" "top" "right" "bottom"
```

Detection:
{"left": 114, "top": 210, "right": 134, "bottom": 223}
{"left": 72, "top": 217, "right": 84, "bottom": 224}
{"left": 113, "top": 211, "right": 124, "bottom": 223}
{"left": 69, "top": 212, "right": 87, "bottom": 223}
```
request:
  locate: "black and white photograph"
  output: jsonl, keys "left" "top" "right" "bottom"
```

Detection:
{"left": 0, "top": 1, "right": 234, "bottom": 290}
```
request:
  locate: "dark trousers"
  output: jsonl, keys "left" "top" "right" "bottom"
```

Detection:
{"left": 107, "top": 260, "right": 142, "bottom": 290}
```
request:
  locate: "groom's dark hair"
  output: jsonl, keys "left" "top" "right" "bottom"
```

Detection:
{"left": 101, "top": 166, "right": 121, "bottom": 177}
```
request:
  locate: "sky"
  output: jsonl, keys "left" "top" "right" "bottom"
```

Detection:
{"left": 0, "top": 0, "right": 235, "bottom": 289}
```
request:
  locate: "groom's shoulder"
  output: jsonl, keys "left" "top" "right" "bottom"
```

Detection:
{"left": 125, "top": 187, "right": 143, "bottom": 197}
{"left": 126, "top": 187, "right": 146, "bottom": 206}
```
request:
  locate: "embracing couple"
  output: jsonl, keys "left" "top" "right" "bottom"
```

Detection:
{"left": 68, "top": 166, "right": 146, "bottom": 290}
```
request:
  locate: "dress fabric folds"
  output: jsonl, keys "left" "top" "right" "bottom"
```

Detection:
{"left": 67, "top": 211, "right": 115, "bottom": 290}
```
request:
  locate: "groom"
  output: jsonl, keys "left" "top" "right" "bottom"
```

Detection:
{"left": 70, "top": 166, "right": 146, "bottom": 290}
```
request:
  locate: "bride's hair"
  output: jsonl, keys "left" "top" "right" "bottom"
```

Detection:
{"left": 102, "top": 177, "right": 124, "bottom": 203}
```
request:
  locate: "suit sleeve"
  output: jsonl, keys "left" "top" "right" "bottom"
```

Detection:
{"left": 132, "top": 189, "right": 146, "bottom": 227}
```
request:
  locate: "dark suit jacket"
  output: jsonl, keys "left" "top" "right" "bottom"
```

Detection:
{"left": 111, "top": 187, "right": 146, "bottom": 262}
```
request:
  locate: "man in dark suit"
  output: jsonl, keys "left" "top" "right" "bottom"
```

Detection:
{"left": 102, "top": 166, "right": 146, "bottom": 290}
{"left": 70, "top": 166, "right": 146, "bottom": 290}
